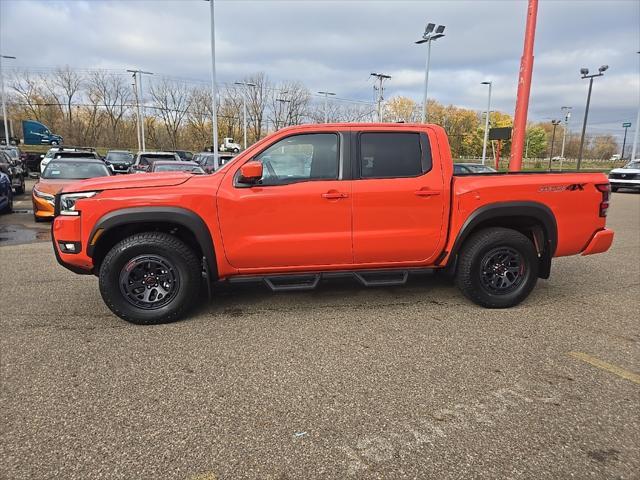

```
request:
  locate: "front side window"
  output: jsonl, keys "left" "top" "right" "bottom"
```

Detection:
{"left": 254, "top": 133, "right": 339, "bottom": 185}
{"left": 359, "top": 132, "right": 428, "bottom": 179}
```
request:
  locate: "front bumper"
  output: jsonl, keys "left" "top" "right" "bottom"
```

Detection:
{"left": 51, "top": 214, "right": 94, "bottom": 274}
{"left": 609, "top": 178, "right": 640, "bottom": 190}
{"left": 581, "top": 228, "right": 615, "bottom": 256}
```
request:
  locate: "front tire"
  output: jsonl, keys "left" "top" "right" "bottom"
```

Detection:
{"left": 99, "top": 232, "right": 201, "bottom": 325}
{"left": 455, "top": 227, "right": 538, "bottom": 308}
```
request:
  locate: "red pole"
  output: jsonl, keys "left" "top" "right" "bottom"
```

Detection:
{"left": 509, "top": 0, "right": 539, "bottom": 172}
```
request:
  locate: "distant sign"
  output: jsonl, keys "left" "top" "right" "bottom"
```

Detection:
{"left": 489, "top": 127, "right": 512, "bottom": 141}
{"left": 622, "top": 122, "right": 632, "bottom": 128}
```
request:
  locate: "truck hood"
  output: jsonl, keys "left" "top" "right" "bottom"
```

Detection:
{"left": 60, "top": 172, "right": 192, "bottom": 193}
{"left": 609, "top": 167, "right": 640, "bottom": 175}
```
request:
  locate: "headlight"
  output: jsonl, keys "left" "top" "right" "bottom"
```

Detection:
{"left": 33, "top": 186, "right": 55, "bottom": 205}
{"left": 59, "top": 191, "right": 98, "bottom": 216}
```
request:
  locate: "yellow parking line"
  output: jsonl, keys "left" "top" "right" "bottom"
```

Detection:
{"left": 568, "top": 351, "right": 640, "bottom": 385}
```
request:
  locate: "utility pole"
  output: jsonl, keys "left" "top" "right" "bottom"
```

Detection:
{"left": 509, "top": 0, "right": 539, "bottom": 172}
{"left": 130, "top": 77, "right": 142, "bottom": 151}
{"left": 317, "top": 91, "right": 336, "bottom": 123}
{"left": 560, "top": 106, "right": 572, "bottom": 164}
{"left": 548, "top": 119, "right": 561, "bottom": 170}
{"left": 370, "top": 73, "right": 391, "bottom": 122}
{"left": 577, "top": 65, "right": 608, "bottom": 170}
{"left": 620, "top": 122, "right": 631, "bottom": 160}
{"left": 127, "top": 69, "right": 153, "bottom": 151}
{"left": 481, "top": 81, "right": 492, "bottom": 165}
{"left": 276, "top": 98, "right": 291, "bottom": 128}
{"left": 0, "top": 54, "right": 16, "bottom": 146}
{"left": 415, "top": 23, "right": 445, "bottom": 123}
{"left": 235, "top": 81, "right": 256, "bottom": 149}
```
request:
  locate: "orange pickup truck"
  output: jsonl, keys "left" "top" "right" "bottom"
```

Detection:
{"left": 51, "top": 123, "right": 614, "bottom": 324}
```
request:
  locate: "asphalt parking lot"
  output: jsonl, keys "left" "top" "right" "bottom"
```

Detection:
{"left": 1, "top": 182, "right": 638, "bottom": 479}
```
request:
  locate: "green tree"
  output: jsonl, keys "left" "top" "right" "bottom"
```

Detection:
{"left": 524, "top": 126, "right": 547, "bottom": 158}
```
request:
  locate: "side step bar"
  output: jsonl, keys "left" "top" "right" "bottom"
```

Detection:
{"left": 227, "top": 268, "right": 431, "bottom": 292}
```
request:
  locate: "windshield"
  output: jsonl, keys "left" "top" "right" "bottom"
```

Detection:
{"left": 42, "top": 161, "right": 110, "bottom": 179}
{"left": 154, "top": 163, "right": 204, "bottom": 173}
{"left": 106, "top": 152, "right": 133, "bottom": 163}
{"left": 623, "top": 161, "right": 640, "bottom": 169}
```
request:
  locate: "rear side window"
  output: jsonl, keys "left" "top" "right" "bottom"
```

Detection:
{"left": 359, "top": 132, "right": 429, "bottom": 179}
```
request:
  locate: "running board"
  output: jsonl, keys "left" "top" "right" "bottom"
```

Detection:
{"left": 227, "top": 268, "right": 430, "bottom": 292}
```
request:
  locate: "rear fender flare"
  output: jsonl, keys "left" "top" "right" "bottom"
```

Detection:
{"left": 445, "top": 202, "right": 558, "bottom": 279}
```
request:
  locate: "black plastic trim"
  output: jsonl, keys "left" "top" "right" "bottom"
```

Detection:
{"left": 51, "top": 221, "right": 92, "bottom": 275}
{"left": 86, "top": 207, "right": 217, "bottom": 278}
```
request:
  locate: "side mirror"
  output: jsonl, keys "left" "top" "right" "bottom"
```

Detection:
{"left": 239, "top": 161, "right": 263, "bottom": 184}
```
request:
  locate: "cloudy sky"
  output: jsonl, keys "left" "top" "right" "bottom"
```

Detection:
{"left": 1, "top": 0, "right": 639, "bottom": 140}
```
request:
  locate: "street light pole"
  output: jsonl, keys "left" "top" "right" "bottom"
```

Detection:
{"left": 0, "top": 54, "right": 17, "bottom": 146}
{"left": 130, "top": 76, "right": 142, "bottom": 151}
{"left": 370, "top": 73, "right": 391, "bottom": 122}
{"left": 560, "top": 106, "right": 572, "bottom": 164}
{"left": 276, "top": 98, "right": 291, "bottom": 128}
{"left": 548, "top": 119, "right": 560, "bottom": 170}
{"left": 317, "top": 91, "right": 336, "bottom": 123}
{"left": 577, "top": 65, "right": 608, "bottom": 170}
{"left": 481, "top": 81, "right": 492, "bottom": 165}
{"left": 205, "top": 0, "right": 219, "bottom": 162}
{"left": 235, "top": 81, "right": 256, "bottom": 150}
{"left": 620, "top": 123, "right": 631, "bottom": 160}
{"left": 127, "top": 69, "right": 153, "bottom": 151}
{"left": 416, "top": 23, "right": 445, "bottom": 123}
{"left": 630, "top": 51, "right": 640, "bottom": 161}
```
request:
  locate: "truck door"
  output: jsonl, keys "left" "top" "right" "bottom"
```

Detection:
{"left": 217, "top": 132, "right": 353, "bottom": 269}
{"left": 352, "top": 130, "right": 447, "bottom": 264}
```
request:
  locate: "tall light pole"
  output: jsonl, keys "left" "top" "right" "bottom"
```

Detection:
{"left": 577, "top": 65, "right": 608, "bottom": 170}
{"left": 620, "top": 122, "right": 631, "bottom": 160}
{"left": 548, "top": 119, "right": 561, "bottom": 170}
{"left": 130, "top": 77, "right": 142, "bottom": 151}
{"left": 1, "top": 54, "right": 16, "bottom": 146}
{"left": 481, "top": 81, "right": 492, "bottom": 165}
{"left": 370, "top": 73, "right": 391, "bottom": 122}
{"left": 127, "top": 69, "right": 153, "bottom": 151}
{"left": 234, "top": 81, "right": 256, "bottom": 149}
{"left": 317, "top": 91, "right": 336, "bottom": 123}
{"left": 276, "top": 98, "right": 291, "bottom": 128}
{"left": 631, "top": 51, "right": 640, "bottom": 161}
{"left": 205, "top": 0, "right": 219, "bottom": 161}
{"left": 559, "top": 106, "right": 572, "bottom": 169}
{"left": 415, "top": 23, "right": 445, "bottom": 123}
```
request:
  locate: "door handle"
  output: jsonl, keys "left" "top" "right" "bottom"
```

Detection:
{"left": 321, "top": 191, "right": 349, "bottom": 199}
{"left": 415, "top": 189, "right": 440, "bottom": 197}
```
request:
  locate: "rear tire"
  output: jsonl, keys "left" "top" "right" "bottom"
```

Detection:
{"left": 455, "top": 227, "right": 538, "bottom": 308}
{"left": 99, "top": 232, "right": 201, "bottom": 325}
{"left": 15, "top": 177, "right": 25, "bottom": 195}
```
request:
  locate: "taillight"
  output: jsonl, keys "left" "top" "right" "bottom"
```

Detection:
{"left": 595, "top": 183, "right": 610, "bottom": 217}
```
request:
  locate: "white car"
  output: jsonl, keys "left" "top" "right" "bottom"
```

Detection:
{"left": 608, "top": 160, "right": 640, "bottom": 192}
{"left": 40, "top": 147, "right": 100, "bottom": 173}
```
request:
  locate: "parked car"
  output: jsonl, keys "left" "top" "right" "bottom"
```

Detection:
{"left": 453, "top": 163, "right": 497, "bottom": 174}
{"left": 129, "top": 151, "right": 181, "bottom": 173}
{"left": 149, "top": 161, "right": 205, "bottom": 174}
{"left": 51, "top": 123, "right": 614, "bottom": 325}
{"left": 32, "top": 158, "right": 111, "bottom": 221}
{"left": 608, "top": 160, "right": 640, "bottom": 192}
{"left": 219, "top": 137, "right": 241, "bottom": 153}
{"left": 0, "top": 150, "right": 26, "bottom": 194}
{"left": 194, "top": 152, "right": 235, "bottom": 173}
{"left": 40, "top": 147, "right": 101, "bottom": 173}
{"left": 0, "top": 171, "right": 13, "bottom": 214}
{"left": 171, "top": 150, "right": 194, "bottom": 162}
{"left": 104, "top": 150, "right": 134, "bottom": 174}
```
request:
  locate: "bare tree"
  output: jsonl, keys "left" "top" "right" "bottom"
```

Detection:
{"left": 87, "top": 71, "right": 131, "bottom": 146}
{"left": 45, "top": 66, "right": 83, "bottom": 135}
{"left": 149, "top": 78, "right": 192, "bottom": 149}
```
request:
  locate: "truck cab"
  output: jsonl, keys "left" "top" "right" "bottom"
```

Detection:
{"left": 22, "top": 120, "right": 63, "bottom": 146}
{"left": 219, "top": 137, "right": 241, "bottom": 153}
